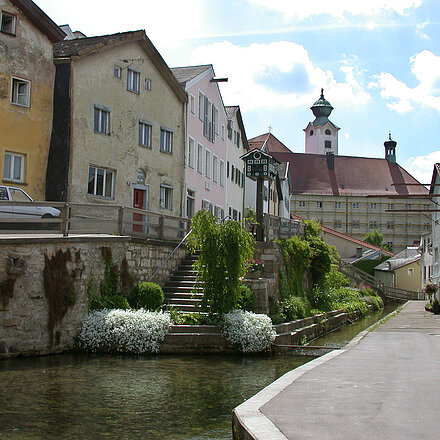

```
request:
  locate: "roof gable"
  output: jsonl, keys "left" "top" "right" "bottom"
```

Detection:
{"left": 248, "top": 132, "right": 292, "bottom": 154}
{"left": 170, "top": 65, "right": 212, "bottom": 86}
{"left": 53, "top": 30, "right": 187, "bottom": 103}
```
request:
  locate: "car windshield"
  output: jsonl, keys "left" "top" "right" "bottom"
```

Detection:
{"left": 0, "top": 188, "right": 9, "bottom": 200}
{"left": 10, "top": 188, "right": 32, "bottom": 202}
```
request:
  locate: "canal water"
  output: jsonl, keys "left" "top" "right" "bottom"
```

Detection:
{"left": 0, "top": 305, "right": 395, "bottom": 440}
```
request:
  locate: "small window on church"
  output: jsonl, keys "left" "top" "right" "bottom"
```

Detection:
{"left": 325, "top": 129, "right": 331, "bottom": 135}
{"left": 310, "top": 130, "right": 314, "bottom": 136}
{"left": 325, "top": 140, "right": 331, "bottom": 149}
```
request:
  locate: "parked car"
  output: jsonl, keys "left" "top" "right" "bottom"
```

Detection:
{"left": 0, "top": 186, "right": 61, "bottom": 219}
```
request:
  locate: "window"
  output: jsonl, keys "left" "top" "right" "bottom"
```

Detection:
{"left": 231, "top": 165, "right": 235, "bottom": 182}
{"left": 325, "top": 129, "right": 331, "bottom": 135}
{"left": 221, "top": 124, "right": 225, "bottom": 140}
{"left": 408, "top": 268, "right": 414, "bottom": 275}
{"left": 113, "top": 66, "right": 121, "bottom": 78}
{"left": 405, "top": 204, "right": 412, "bottom": 210}
{"left": 190, "top": 94, "right": 195, "bottom": 114}
{"left": 1, "top": 11, "right": 16, "bottom": 34}
{"left": 202, "top": 199, "right": 212, "bottom": 212}
{"left": 160, "top": 128, "right": 173, "bottom": 153}
{"left": 214, "top": 205, "right": 223, "bottom": 220}
{"left": 310, "top": 130, "right": 314, "bottom": 136}
{"left": 88, "top": 166, "right": 115, "bottom": 198}
{"left": 352, "top": 202, "right": 359, "bottom": 209}
{"left": 205, "top": 150, "right": 211, "bottom": 178}
{"left": 387, "top": 242, "right": 393, "bottom": 251}
{"left": 325, "top": 140, "right": 331, "bottom": 149}
{"left": 369, "top": 220, "right": 377, "bottom": 229}
{"left": 316, "top": 201, "right": 322, "bottom": 208}
{"left": 11, "top": 77, "right": 30, "bottom": 107}
{"left": 387, "top": 203, "right": 394, "bottom": 210}
{"left": 138, "top": 120, "right": 152, "bottom": 147}
{"left": 127, "top": 68, "right": 140, "bottom": 93}
{"left": 196, "top": 143, "right": 203, "bottom": 173}
{"left": 198, "top": 92, "right": 217, "bottom": 142}
{"left": 423, "top": 223, "right": 431, "bottom": 230}
{"left": 186, "top": 189, "right": 195, "bottom": 218}
{"left": 160, "top": 184, "right": 173, "bottom": 210}
{"left": 352, "top": 220, "right": 360, "bottom": 229}
{"left": 387, "top": 221, "right": 394, "bottom": 230}
{"left": 334, "top": 220, "right": 342, "bottom": 229}
{"left": 94, "top": 106, "right": 110, "bottom": 134}
{"left": 234, "top": 130, "right": 241, "bottom": 147}
{"left": 188, "top": 137, "right": 195, "bottom": 168}
{"left": 405, "top": 222, "right": 412, "bottom": 230}
{"left": 298, "top": 201, "right": 306, "bottom": 207}
{"left": 217, "top": 161, "right": 224, "bottom": 187}
{"left": 370, "top": 203, "right": 377, "bottom": 210}
{"left": 4, "top": 152, "right": 24, "bottom": 182}
{"left": 213, "top": 155, "right": 218, "bottom": 183}
{"left": 144, "top": 78, "right": 152, "bottom": 91}
{"left": 423, "top": 204, "right": 430, "bottom": 210}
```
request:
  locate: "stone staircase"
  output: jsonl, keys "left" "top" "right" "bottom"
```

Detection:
{"left": 163, "top": 253, "right": 204, "bottom": 313}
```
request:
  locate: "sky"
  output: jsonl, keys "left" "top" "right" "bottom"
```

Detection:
{"left": 34, "top": 0, "right": 440, "bottom": 184}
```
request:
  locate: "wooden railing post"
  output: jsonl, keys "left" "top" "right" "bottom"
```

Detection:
{"left": 158, "top": 215, "right": 164, "bottom": 240}
{"left": 118, "top": 207, "right": 124, "bottom": 235}
{"left": 62, "top": 203, "right": 69, "bottom": 237}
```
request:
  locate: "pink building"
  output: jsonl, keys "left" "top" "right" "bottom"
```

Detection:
{"left": 171, "top": 65, "right": 227, "bottom": 219}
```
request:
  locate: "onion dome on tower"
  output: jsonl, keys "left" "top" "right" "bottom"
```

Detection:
{"left": 304, "top": 89, "right": 340, "bottom": 155}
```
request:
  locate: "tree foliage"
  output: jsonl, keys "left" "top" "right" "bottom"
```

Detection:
{"left": 363, "top": 229, "right": 384, "bottom": 247}
{"left": 187, "top": 210, "right": 254, "bottom": 314}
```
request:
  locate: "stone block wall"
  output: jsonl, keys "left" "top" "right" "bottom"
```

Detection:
{"left": 0, "top": 236, "right": 187, "bottom": 358}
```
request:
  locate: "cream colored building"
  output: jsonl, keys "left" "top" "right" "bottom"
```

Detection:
{"left": 47, "top": 30, "right": 187, "bottom": 218}
{"left": 374, "top": 248, "right": 421, "bottom": 292}
{"left": 0, "top": 0, "right": 65, "bottom": 199}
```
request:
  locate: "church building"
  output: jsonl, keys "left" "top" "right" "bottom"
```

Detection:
{"left": 249, "top": 91, "right": 429, "bottom": 253}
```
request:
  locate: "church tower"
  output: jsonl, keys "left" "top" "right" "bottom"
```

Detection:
{"left": 304, "top": 89, "right": 340, "bottom": 155}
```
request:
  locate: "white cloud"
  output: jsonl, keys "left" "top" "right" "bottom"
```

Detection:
{"left": 248, "top": 0, "right": 422, "bottom": 20}
{"left": 416, "top": 21, "right": 430, "bottom": 40}
{"left": 190, "top": 41, "right": 370, "bottom": 111}
{"left": 404, "top": 151, "right": 440, "bottom": 185}
{"left": 370, "top": 50, "right": 440, "bottom": 113}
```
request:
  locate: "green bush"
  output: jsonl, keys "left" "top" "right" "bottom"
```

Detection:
{"left": 281, "top": 296, "right": 311, "bottom": 321}
{"left": 237, "top": 285, "right": 256, "bottom": 312}
{"left": 129, "top": 282, "right": 164, "bottom": 311}
{"left": 324, "top": 267, "right": 349, "bottom": 289}
{"left": 88, "top": 293, "right": 130, "bottom": 311}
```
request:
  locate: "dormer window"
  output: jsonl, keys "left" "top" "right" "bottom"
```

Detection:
{"left": 325, "top": 129, "right": 331, "bottom": 135}
{"left": 1, "top": 11, "right": 16, "bottom": 35}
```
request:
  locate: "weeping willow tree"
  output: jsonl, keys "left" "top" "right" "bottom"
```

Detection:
{"left": 187, "top": 210, "right": 254, "bottom": 314}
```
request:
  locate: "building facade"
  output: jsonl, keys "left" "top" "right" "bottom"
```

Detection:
{"left": 225, "top": 105, "right": 248, "bottom": 221}
{"left": 171, "top": 65, "right": 227, "bottom": 220}
{"left": 0, "top": 0, "right": 64, "bottom": 199}
{"left": 47, "top": 31, "right": 187, "bottom": 219}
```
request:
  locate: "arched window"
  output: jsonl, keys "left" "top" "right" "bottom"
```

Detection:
{"left": 325, "top": 129, "right": 331, "bottom": 135}
{"left": 310, "top": 130, "right": 314, "bottom": 136}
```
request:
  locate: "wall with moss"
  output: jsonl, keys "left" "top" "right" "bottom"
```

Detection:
{"left": 0, "top": 236, "right": 186, "bottom": 358}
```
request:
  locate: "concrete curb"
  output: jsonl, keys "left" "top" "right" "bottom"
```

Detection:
{"left": 233, "top": 305, "right": 405, "bottom": 440}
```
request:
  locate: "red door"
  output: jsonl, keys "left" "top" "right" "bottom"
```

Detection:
{"left": 133, "top": 189, "right": 145, "bottom": 232}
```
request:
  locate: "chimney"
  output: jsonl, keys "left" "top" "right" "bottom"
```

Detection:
{"left": 356, "top": 247, "right": 363, "bottom": 258}
{"left": 326, "top": 151, "right": 335, "bottom": 170}
{"left": 384, "top": 132, "right": 397, "bottom": 163}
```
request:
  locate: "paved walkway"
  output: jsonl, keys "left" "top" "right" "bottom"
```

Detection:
{"left": 234, "top": 301, "right": 440, "bottom": 439}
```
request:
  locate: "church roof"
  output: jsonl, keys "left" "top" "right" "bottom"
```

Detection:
{"left": 269, "top": 152, "right": 428, "bottom": 197}
{"left": 248, "top": 132, "right": 292, "bottom": 154}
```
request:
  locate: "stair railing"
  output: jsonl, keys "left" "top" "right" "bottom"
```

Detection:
{"left": 147, "top": 229, "right": 193, "bottom": 282}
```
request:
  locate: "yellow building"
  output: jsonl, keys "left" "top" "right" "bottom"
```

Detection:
{"left": 46, "top": 30, "right": 187, "bottom": 219}
{"left": 0, "top": 0, "right": 64, "bottom": 199}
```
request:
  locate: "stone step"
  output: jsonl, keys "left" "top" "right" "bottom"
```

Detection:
{"left": 169, "top": 325, "right": 220, "bottom": 334}
{"left": 164, "top": 292, "right": 204, "bottom": 300}
{"left": 163, "top": 286, "right": 201, "bottom": 294}
{"left": 166, "top": 280, "right": 201, "bottom": 286}
{"left": 164, "top": 298, "right": 203, "bottom": 306}
{"left": 166, "top": 304, "right": 203, "bottom": 313}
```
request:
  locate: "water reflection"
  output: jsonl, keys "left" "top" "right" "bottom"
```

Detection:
{"left": 0, "top": 354, "right": 314, "bottom": 439}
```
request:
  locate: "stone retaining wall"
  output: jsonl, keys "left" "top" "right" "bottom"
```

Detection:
{"left": 0, "top": 235, "right": 187, "bottom": 358}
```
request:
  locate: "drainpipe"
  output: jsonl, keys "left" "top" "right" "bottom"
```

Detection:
{"left": 180, "top": 100, "right": 187, "bottom": 218}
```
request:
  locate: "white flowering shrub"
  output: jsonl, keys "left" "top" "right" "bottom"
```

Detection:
{"left": 78, "top": 309, "right": 171, "bottom": 354}
{"left": 222, "top": 310, "right": 276, "bottom": 353}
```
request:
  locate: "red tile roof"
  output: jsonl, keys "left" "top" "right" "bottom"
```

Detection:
{"left": 271, "top": 152, "right": 428, "bottom": 196}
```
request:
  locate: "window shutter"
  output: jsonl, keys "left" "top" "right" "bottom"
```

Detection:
{"left": 203, "top": 96, "right": 209, "bottom": 137}
{"left": 211, "top": 105, "right": 216, "bottom": 142}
